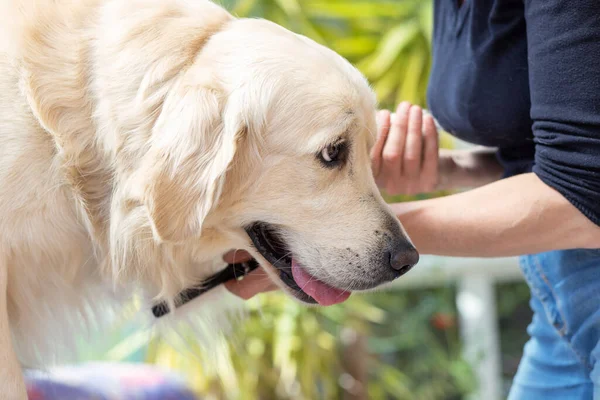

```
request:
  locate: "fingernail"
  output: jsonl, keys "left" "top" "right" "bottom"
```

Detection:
{"left": 398, "top": 101, "right": 411, "bottom": 111}
{"left": 390, "top": 113, "right": 398, "bottom": 124}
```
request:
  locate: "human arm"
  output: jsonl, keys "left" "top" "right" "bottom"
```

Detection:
{"left": 392, "top": 173, "right": 600, "bottom": 257}
{"left": 375, "top": 107, "right": 600, "bottom": 257}
{"left": 384, "top": 0, "right": 600, "bottom": 257}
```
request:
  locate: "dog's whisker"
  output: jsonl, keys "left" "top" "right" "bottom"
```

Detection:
{"left": 272, "top": 252, "right": 293, "bottom": 266}
{"left": 298, "top": 274, "right": 319, "bottom": 293}
{"left": 339, "top": 282, "right": 355, "bottom": 296}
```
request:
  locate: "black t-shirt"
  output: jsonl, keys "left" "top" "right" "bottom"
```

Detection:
{"left": 427, "top": 0, "right": 600, "bottom": 226}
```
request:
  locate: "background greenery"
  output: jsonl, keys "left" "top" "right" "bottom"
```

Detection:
{"left": 79, "top": 1, "right": 533, "bottom": 399}
{"left": 220, "top": 0, "right": 434, "bottom": 110}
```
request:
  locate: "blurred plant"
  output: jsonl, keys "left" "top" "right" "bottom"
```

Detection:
{"left": 140, "top": 289, "right": 475, "bottom": 400}
{"left": 218, "top": 0, "right": 434, "bottom": 109}
{"left": 495, "top": 282, "right": 532, "bottom": 396}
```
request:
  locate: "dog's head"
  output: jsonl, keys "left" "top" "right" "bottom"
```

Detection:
{"left": 124, "top": 17, "right": 418, "bottom": 305}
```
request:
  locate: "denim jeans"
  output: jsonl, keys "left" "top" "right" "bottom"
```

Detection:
{"left": 508, "top": 249, "right": 600, "bottom": 399}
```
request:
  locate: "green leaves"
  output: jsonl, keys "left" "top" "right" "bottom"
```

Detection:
{"left": 224, "top": 0, "right": 433, "bottom": 109}
{"left": 359, "top": 22, "right": 420, "bottom": 80}
{"left": 304, "top": 1, "right": 414, "bottom": 19}
{"left": 131, "top": 288, "right": 474, "bottom": 400}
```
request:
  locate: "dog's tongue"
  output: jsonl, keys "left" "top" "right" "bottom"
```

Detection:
{"left": 291, "top": 259, "right": 350, "bottom": 306}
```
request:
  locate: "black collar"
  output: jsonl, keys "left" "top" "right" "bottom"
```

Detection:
{"left": 151, "top": 259, "right": 260, "bottom": 318}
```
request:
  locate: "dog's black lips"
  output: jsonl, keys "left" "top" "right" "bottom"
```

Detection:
{"left": 245, "top": 222, "right": 317, "bottom": 304}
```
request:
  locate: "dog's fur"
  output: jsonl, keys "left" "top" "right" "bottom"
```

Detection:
{"left": 0, "top": 0, "right": 415, "bottom": 397}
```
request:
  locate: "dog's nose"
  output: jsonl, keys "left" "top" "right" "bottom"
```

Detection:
{"left": 388, "top": 245, "right": 419, "bottom": 277}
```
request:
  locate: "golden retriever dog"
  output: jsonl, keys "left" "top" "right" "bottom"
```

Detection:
{"left": 0, "top": 0, "right": 419, "bottom": 397}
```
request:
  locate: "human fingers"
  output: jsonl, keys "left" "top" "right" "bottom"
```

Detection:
{"left": 402, "top": 105, "right": 424, "bottom": 194}
{"left": 371, "top": 109, "right": 391, "bottom": 179}
{"left": 222, "top": 249, "right": 253, "bottom": 264}
{"left": 382, "top": 102, "right": 411, "bottom": 193}
{"left": 224, "top": 267, "right": 279, "bottom": 300}
{"left": 419, "top": 113, "right": 440, "bottom": 192}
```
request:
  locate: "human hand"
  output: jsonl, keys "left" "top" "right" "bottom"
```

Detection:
{"left": 371, "top": 102, "right": 440, "bottom": 195}
{"left": 223, "top": 250, "right": 279, "bottom": 299}
{"left": 372, "top": 102, "right": 504, "bottom": 195}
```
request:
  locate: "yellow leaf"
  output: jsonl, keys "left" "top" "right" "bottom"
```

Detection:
{"left": 231, "top": 0, "right": 257, "bottom": 16}
{"left": 305, "top": 1, "right": 415, "bottom": 19}
{"left": 398, "top": 41, "right": 428, "bottom": 105}
{"left": 359, "top": 22, "right": 419, "bottom": 80}
{"left": 372, "top": 57, "right": 405, "bottom": 104}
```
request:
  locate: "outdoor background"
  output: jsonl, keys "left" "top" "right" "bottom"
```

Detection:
{"left": 77, "top": 1, "right": 533, "bottom": 399}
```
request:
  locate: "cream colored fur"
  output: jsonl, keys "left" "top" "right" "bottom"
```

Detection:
{"left": 0, "top": 0, "right": 413, "bottom": 397}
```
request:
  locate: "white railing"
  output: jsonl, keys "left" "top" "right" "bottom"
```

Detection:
{"left": 391, "top": 256, "right": 523, "bottom": 400}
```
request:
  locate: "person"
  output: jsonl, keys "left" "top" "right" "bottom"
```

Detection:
{"left": 223, "top": 0, "right": 600, "bottom": 397}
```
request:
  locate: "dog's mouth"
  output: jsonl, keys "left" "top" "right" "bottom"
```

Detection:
{"left": 245, "top": 223, "right": 351, "bottom": 306}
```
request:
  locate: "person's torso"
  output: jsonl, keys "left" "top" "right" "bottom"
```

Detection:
{"left": 427, "top": 0, "right": 535, "bottom": 175}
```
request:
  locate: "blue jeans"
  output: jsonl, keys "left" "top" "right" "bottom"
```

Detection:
{"left": 508, "top": 249, "right": 600, "bottom": 399}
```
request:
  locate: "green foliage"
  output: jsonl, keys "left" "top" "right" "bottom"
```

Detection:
{"left": 496, "top": 282, "right": 532, "bottom": 392}
{"left": 218, "top": 0, "right": 434, "bottom": 109}
{"left": 142, "top": 289, "right": 475, "bottom": 400}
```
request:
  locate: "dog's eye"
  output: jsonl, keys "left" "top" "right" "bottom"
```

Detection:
{"left": 317, "top": 140, "right": 348, "bottom": 168}
{"left": 321, "top": 143, "right": 341, "bottom": 163}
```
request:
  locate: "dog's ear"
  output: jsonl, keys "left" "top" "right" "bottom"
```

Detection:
{"left": 140, "top": 82, "right": 242, "bottom": 243}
